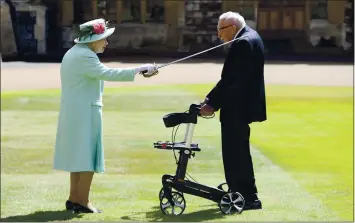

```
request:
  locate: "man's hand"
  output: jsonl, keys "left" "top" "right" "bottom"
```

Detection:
{"left": 200, "top": 97, "right": 209, "bottom": 106}
{"left": 200, "top": 104, "right": 214, "bottom": 116}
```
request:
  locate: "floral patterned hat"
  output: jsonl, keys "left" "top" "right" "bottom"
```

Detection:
{"left": 74, "top": 18, "right": 115, "bottom": 44}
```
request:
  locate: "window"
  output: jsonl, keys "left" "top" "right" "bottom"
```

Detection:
{"left": 282, "top": 0, "right": 305, "bottom": 7}
{"left": 105, "top": 0, "right": 117, "bottom": 22}
{"left": 96, "top": 0, "right": 117, "bottom": 23}
{"left": 73, "top": 0, "right": 84, "bottom": 23}
{"left": 97, "top": 0, "right": 106, "bottom": 16}
{"left": 310, "top": 0, "right": 327, "bottom": 19}
{"left": 240, "top": 3, "right": 255, "bottom": 20}
{"left": 121, "top": 0, "right": 141, "bottom": 23}
{"left": 146, "top": 0, "right": 164, "bottom": 23}
{"left": 259, "top": 0, "right": 282, "bottom": 8}
{"left": 73, "top": 0, "right": 93, "bottom": 23}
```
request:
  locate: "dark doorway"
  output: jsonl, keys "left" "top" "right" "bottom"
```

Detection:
{"left": 44, "top": 0, "right": 60, "bottom": 53}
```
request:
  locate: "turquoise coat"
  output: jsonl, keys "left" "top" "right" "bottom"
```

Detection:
{"left": 53, "top": 43, "right": 137, "bottom": 173}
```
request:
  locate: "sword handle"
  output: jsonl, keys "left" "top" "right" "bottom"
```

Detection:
{"left": 139, "top": 62, "right": 158, "bottom": 74}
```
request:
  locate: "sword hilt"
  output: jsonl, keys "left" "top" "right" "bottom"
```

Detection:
{"left": 139, "top": 62, "right": 160, "bottom": 75}
{"left": 139, "top": 65, "right": 159, "bottom": 78}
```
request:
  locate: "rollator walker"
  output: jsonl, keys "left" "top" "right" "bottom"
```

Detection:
{"left": 153, "top": 103, "right": 245, "bottom": 215}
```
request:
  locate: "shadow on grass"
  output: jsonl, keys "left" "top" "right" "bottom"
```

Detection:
{"left": 0, "top": 210, "right": 83, "bottom": 222}
{"left": 121, "top": 205, "right": 226, "bottom": 222}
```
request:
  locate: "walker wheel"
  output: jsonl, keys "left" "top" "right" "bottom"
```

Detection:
{"left": 159, "top": 188, "right": 164, "bottom": 200}
{"left": 159, "top": 187, "right": 180, "bottom": 200}
{"left": 217, "top": 183, "right": 230, "bottom": 192}
{"left": 160, "top": 191, "right": 186, "bottom": 215}
{"left": 218, "top": 192, "right": 245, "bottom": 215}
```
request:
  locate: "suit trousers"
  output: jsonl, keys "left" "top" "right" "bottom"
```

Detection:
{"left": 221, "top": 120, "right": 258, "bottom": 200}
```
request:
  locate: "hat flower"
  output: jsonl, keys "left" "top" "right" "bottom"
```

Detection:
{"left": 93, "top": 23, "right": 105, "bottom": 34}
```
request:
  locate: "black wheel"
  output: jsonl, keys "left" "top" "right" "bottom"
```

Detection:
{"left": 217, "top": 183, "right": 230, "bottom": 192}
{"left": 218, "top": 192, "right": 245, "bottom": 215}
{"left": 159, "top": 187, "right": 166, "bottom": 200}
{"left": 160, "top": 191, "right": 186, "bottom": 215}
{"left": 159, "top": 187, "right": 180, "bottom": 200}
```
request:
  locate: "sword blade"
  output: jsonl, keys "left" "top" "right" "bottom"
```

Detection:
{"left": 157, "top": 35, "right": 247, "bottom": 69}
{"left": 140, "top": 34, "right": 249, "bottom": 74}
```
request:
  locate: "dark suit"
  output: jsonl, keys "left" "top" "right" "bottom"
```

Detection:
{"left": 206, "top": 25, "right": 267, "bottom": 201}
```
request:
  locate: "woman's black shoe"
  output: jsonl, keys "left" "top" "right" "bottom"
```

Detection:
{"left": 73, "top": 204, "right": 102, "bottom": 213}
{"left": 65, "top": 200, "right": 77, "bottom": 210}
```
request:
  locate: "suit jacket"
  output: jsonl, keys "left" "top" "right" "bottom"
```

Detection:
{"left": 53, "top": 43, "right": 137, "bottom": 173}
{"left": 206, "top": 25, "right": 267, "bottom": 124}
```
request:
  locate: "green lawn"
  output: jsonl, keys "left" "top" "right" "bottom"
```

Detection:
{"left": 1, "top": 84, "right": 353, "bottom": 222}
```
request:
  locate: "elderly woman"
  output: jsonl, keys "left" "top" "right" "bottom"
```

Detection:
{"left": 53, "top": 18, "right": 158, "bottom": 214}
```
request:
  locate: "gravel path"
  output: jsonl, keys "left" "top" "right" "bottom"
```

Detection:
{"left": 1, "top": 61, "right": 353, "bottom": 91}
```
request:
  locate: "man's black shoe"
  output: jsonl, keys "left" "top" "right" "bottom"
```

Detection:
{"left": 65, "top": 200, "right": 77, "bottom": 210}
{"left": 243, "top": 199, "right": 262, "bottom": 210}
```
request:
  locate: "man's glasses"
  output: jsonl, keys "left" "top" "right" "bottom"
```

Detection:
{"left": 217, "top": 25, "right": 233, "bottom": 32}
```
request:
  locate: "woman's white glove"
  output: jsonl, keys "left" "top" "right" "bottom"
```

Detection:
{"left": 136, "top": 64, "right": 157, "bottom": 73}
{"left": 135, "top": 63, "right": 159, "bottom": 78}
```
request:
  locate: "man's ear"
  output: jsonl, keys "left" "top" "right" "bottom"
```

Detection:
{"left": 232, "top": 26, "right": 238, "bottom": 35}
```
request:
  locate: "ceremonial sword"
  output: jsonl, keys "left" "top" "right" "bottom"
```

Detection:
{"left": 140, "top": 34, "right": 250, "bottom": 77}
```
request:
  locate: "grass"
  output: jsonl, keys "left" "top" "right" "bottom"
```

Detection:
{"left": 1, "top": 84, "right": 353, "bottom": 222}
{"left": 250, "top": 86, "right": 354, "bottom": 220}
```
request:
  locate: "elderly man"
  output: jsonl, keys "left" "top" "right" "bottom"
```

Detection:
{"left": 200, "top": 11, "right": 267, "bottom": 210}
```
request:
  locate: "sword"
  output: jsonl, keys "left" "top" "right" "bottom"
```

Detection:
{"left": 140, "top": 34, "right": 249, "bottom": 77}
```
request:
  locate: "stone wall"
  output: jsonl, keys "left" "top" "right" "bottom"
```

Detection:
{"left": 1, "top": 1, "right": 48, "bottom": 57}
{"left": 107, "top": 23, "right": 168, "bottom": 50}
{"left": 0, "top": 1, "right": 17, "bottom": 57}
{"left": 2, "top": 0, "right": 351, "bottom": 58}
{"left": 61, "top": 23, "right": 170, "bottom": 52}
{"left": 13, "top": 1, "right": 47, "bottom": 54}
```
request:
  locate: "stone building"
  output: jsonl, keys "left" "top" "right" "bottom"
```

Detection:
{"left": 1, "top": 0, "right": 352, "bottom": 58}
{"left": 56, "top": 0, "right": 353, "bottom": 55}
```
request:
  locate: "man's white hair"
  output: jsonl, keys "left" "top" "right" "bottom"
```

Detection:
{"left": 219, "top": 11, "right": 246, "bottom": 28}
